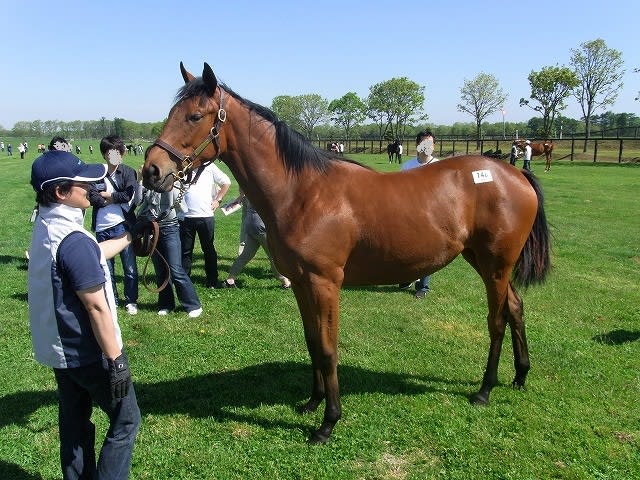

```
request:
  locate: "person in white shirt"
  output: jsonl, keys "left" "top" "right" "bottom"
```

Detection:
{"left": 179, "top": 162, "right": 231, "bottom": 288}
{"left": 523, "top": 140, "right": 532, "bottom": 171}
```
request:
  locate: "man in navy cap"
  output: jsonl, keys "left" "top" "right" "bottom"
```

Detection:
{"left": 28, "top": 150, "right": 141, "bottom": 479}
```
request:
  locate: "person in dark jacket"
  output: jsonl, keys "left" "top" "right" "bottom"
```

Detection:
{"left": 88, "top": 135, "right": 140, "bottom": 314}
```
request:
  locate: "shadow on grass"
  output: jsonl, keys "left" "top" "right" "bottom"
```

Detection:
{"left": 0, "top": 361, "right": 477, "bottom": 434}
{"left": 0, "top": 255, "right": 28, "bottom": 271}
{"left": 0, "top": 460, "right": 43, "bottom": 480}
{"left": 592, "top": 329, "right": 640, "bottom": 345}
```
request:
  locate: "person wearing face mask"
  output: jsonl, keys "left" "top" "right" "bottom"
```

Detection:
{"left": 398, "top": 130, "right": 439, "bottom": 299}
{"left": 88, "top": 135, "right": 140, "bottom": 315}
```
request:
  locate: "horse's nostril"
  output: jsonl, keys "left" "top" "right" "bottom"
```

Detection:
{"left": 146, "top": 164, "right": 159, "bottom": 179}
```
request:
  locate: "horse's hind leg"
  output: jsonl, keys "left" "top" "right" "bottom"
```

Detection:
{"left": 463, "top": 251, "right": 510, "bottom": 405}
{"left": 505, "top": 282, "right": 530, "bottom": 389}
{"left": 291, "top": 278, "right": 342, "bottom": 443}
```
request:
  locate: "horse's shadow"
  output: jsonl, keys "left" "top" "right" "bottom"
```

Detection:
{"left": 1, "top": 361, "right": 476, "bottom": 434}
{"left": 592, "top": 329, "right": 640, "bottom": 345}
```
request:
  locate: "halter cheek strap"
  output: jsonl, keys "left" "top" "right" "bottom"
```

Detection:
{"left": 151, "top": 88, "right": 227, "bottom": 182}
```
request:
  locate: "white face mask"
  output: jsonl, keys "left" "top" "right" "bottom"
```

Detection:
{"left": 416, "top": 138, "right": 434, "bottom": 156}
{"left": 107, "top": 149, "right": 122, "bottom": 165}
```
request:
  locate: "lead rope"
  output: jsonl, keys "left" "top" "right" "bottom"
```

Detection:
{"left": 135, "top": 166, "right": 205, "bottom": 292}
{"left": 136, "top": 220, "right": 170, "bottom": 293}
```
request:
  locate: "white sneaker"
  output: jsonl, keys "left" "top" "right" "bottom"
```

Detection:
{"left": 188, "top": 308, "right": 203, "bottom": 318}
{"left": 125, "top": 303, "right": 138, "bottom": 315}
{"left": 158, "top": 309, "right": 170, "bottom": 316}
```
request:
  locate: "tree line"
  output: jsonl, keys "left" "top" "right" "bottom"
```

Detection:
{"left": 3, "top": 38, "right": 637, "bottom": 152}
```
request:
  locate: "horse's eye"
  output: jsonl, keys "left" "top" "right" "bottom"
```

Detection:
{"left": 189, "top": 113, "right": 203, "bottom": 122}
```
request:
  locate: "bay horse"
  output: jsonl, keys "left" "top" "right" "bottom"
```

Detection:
{"left": 517, "top": 139, "right": 554, "bottom": 172}
{"left": 142, "top": 63, "right": 551, "bottom": 444}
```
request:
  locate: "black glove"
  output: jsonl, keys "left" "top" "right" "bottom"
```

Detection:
{"left": 108, "top": 353, "right": 131, "bottom": 401}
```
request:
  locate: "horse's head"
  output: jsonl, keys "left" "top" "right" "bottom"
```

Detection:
{"left": 142, "top": 62, "right": 226, "bottom": 192}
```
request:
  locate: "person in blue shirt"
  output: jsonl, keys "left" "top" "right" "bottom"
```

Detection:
{"left": 398, "top": 131, "right": 439, "bottom": 299}
{"left": 28, "top": 150, "right": 141, "bottom": 479}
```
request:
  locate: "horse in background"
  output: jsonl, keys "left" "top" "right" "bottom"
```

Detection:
{"left": 142, "top": 62, "right": 552, "bottom": 444}
{"left": 518, "top": 139, "right": 554, "bottom": 172}
{"left": 387, "top": 140, "right": 400, "bottom": 163}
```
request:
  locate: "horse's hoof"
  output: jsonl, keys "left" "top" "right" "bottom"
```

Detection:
{"left": 297, "top": 399, "right": 321, "bottom": 415}
{"left": 470, "top": 392, "right": 489, "bottom": 406}
{"left": 511, "top": 379, "right": 526, "bottom": 390}
{"left": 307, "top": 426, "right": 333, "bottom": 444}
{"left": 307, "top": 431, "right": 330, "bottom": 445}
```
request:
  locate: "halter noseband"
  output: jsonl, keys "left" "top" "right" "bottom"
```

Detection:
{"left": 151, "top": 87, "right": 227, "bottom": 184}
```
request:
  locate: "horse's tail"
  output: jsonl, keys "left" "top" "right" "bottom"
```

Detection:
{"left": 513, "top": 170, "right": 552, "bottom": 288}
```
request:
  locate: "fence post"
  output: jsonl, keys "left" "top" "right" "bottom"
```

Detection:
{"left": 618, "top": 139, "right": 623, "bottom": 163}
{"left": 570, "top": 138, "right": 575, "bottom": 161}
{"left": 593, "top": 139, "right": 598, "bottom": 162}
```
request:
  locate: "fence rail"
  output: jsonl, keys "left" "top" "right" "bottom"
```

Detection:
{"left": 315, "top": 138, "right": 640, "bottom": 164}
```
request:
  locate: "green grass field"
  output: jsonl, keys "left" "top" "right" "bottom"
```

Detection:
{"left": 0, "top": 147, "right": 638, "bottom": 479}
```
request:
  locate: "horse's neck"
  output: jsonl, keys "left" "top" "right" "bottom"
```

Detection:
{"left": 219, "top": 105, "right": 291, "bottom": 220}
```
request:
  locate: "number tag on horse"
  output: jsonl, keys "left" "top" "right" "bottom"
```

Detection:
{"left": 472, "top": 170, "right": 493, "bottom": 184}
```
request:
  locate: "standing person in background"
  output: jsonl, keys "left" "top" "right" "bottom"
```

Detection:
{"left": 523, "top": 140, "right": 532, "bottom": 171}
{"left": 510, "top": 141, "right": 519, "bottom": 166}
{"left": 222, "top": 191, "right": 291, "bottom": 290}
{"left": 136, "top": 182, "right": 203, "bottom": 318}
{"left": 18, "top": 142, "right": 26, "bottom": 159}
{"left": 89, "top": 135, "right": 140, "bottom": 315}
{"left": 398, "top": 130, "right": 439, "bottom": 299}
{"left": 397, "top": 141, "right": 403, "bottom": 164}
{"left": 28, "top": 149, "right": 141, "bottom": 479}
{"left": 179, "top": 162, "right": 231, "bottom": 289}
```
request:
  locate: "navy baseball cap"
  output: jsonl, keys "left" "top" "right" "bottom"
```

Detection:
{"left": 31, "top": 150, "right": 107, "bottom": 192}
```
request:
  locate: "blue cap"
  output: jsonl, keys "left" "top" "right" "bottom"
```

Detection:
{"left": 31, "top": 150, "right": 107, "bottom": 192}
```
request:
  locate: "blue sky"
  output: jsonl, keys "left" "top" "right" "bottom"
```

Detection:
{"left": 3, "top": 0, "right": 639, "bottom": 129}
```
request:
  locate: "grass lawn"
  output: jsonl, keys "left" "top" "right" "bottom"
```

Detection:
{"left": 0, "top": 148, "right": 638, "bottom": 479}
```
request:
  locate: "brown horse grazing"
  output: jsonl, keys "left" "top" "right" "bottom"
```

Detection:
{"left": 142, "top": 63, "right": 552, "bottom": 444}
{"left": 517, "top": 139, "right": 554, "bottom": 172}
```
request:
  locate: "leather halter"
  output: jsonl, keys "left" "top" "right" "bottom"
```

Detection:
{"left": 134, "top": 88, "right": 227, "bottom": 293}
{"left": 151, "top": 87, "right": 227, "bottom": 184}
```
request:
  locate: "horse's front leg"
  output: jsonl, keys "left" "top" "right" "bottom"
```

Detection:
{"left": 291, "top": 276, "right": 342, "bottom": 444}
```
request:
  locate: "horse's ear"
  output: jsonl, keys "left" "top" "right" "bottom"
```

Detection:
{"left": 180, "top": 61, "right": 195, "bottom": 84}
{"left": 202, "top": 63, "right": 218, "bottom": 93}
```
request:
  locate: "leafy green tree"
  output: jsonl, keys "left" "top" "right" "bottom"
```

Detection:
{"left": 328, "top": 92, "right": 366, "bottom": 140}
{"left": 271, "top": 94, "right": 328, "bottom": 138}
{"left": 519, "top": 66, "right": 579, "bottom": 138}
{"left": 367, "top": 77, "right": 425, "bottom": 147}
{"left": 297, "top": 94, "right": 329, "bottom": 139}
{"left": 271, "top": 95, "right": 303, "bottom": 131}
{"left": 570, "top": 38, "right": 625, "bottom": 151}
{"left": 457, "top": 72, "right": 507, "bottom": 148}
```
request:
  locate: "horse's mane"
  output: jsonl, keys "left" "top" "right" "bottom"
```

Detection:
{"left": 175, "top": 78, "right": 370, "bottom": 175}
